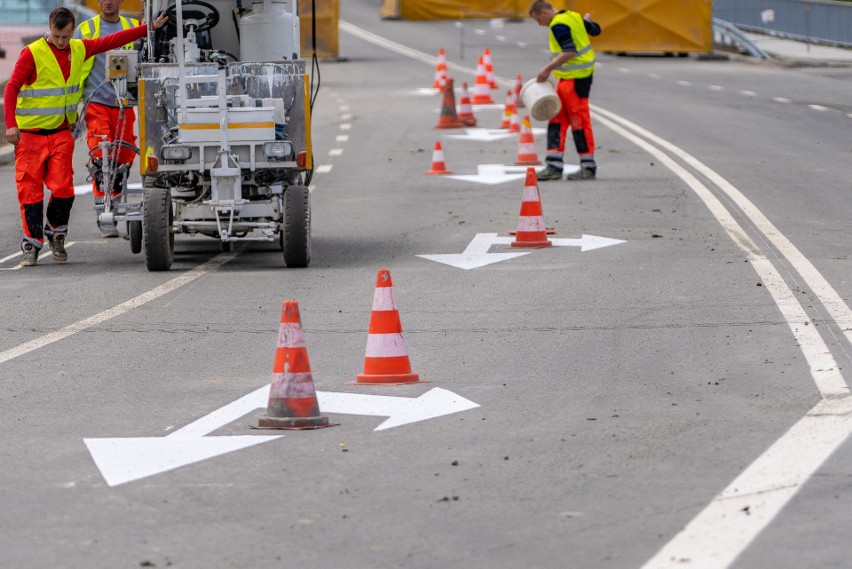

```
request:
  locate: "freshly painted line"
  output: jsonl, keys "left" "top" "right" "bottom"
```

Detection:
{"left": 741, "top": 90, "right": 757, "bottom": 96}
{"left": 709, "top": 85, "right": 723, "bottom": 91}
{"left": 677, "top": 80, "right": 692, "bottom": 86}
{"left": 339, "top": 123, "right": 351, "bottom": 130}
{"left": 445, "top": 164, "right": 535, "bottom": 185}
{"left": 315, "top": 164, "right": 333, "bottom": 174}
{"left": 495, "top": 35, "right": 506, "bottom": 42}
{"left": 444, "top": 128, "right": 515, "bottom": 142}
{"left": 336, "top": 134, "right": 349, "bottom": 142}
{"left": 0, "top": 242, "right": 77, "bottom": 271}
{"left": 341, "top": 113, "right": 352, "bottom": 120}
{"left": 773, "top": 97, "right": 791, "bottom": 103}
{"left": 418, "top": 233, "right": 529, "bottom": 270}
{"left": 0, "top": 252, "right": 238, "bottom": 365}
{"left": 808, "top": 104, "right": 829, "bottom": 112}
{"left": 328, "top": 148, "right": 343, "bottom": 156}
{"left": 339, "top": 105, "right": 349, "bottom": 111}
{"left": 516, "top": 42, "right": 527, "bottom": 48}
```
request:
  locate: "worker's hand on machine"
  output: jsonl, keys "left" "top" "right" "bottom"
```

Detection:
{"left": 149, "top": 11, "right": 169, "bottom": 30}
{"left": 5, "top": 127, "right": 20, "bottom": 146}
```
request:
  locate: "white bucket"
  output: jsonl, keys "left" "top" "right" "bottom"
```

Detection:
{"left": 519, "top": 79, "right": 562, "bottom": 122}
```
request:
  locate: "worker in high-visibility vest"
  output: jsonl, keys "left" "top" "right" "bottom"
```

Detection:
{"left": 3, "top": 7, "right": 167, "bottom": 266}
{"left": 74, "top": 0, "right": 139, "bottom": 236}
{"left": 529, "top": 1, "right": 601, "bottom": 182}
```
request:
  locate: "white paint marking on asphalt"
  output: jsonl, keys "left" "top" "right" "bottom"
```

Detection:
{"left": 773, "top": 97, "right": 791, "bottom": 103}
{"left": 341, "top": 113, "right": 352, "bottom": 120}
{"left": 308, "top": 185, "right": 316, "bottom": 193}
{"left": 445, "top": 164, "right": 535, "bottom": 185}
{"left": 444, "top": 128, "right": 515, "bottom": 142}
{"left": 808, "top": 104, "right": 829, "bottom": 112}
{"left": 338, "top": 105, "right": 349, "bottom": 111}
{"left": 0, "top": 242, "right": 77, "bottom": 271}
{"left": 474, "top": 29, "right": 485, "bottom": 36}
{"left": 516, "top": 41, "right": 527, "bottom": 48}
{"left": 648, "top": 73, "right": 661, "bottom": 79}
{"left": 0, "top": 252, "right": 238, "bottom": 365}
{"left": 339, "top": 123, "right": 351, "bottom": 130}
{"left": 315, "top": 164, "right": 333, "bottom": 174}
{"left": 328, "top": 148, "right": 344, "bottom": 156}
{"left": 677, "top": 80, "right": 692, "bottom": 86}
{"left": 741, "top": 90, "right": 757, "bottom": 96}
{"left": 709, "top": 85, "right": 723, "bottom": 91}
{"left": 336, "top": 134, "right": 349, "bottom": 142}
{"left": 495, "top": 35, "right": 506, "bottom": 42}
{"left": 618, "top": 67, "right": 630, "bottom": 73}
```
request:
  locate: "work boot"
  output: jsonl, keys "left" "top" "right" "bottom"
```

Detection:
{"left": 536, "top": 166, "right": 563, "bottom": 181}
{"left": 566, "top": 168, "right": 596, "bottom": 181}
{"left": 48, "top": 233, "right": 68, "bottom": 262}
{"left": 20, "top": 242, "right": 39, "bottom": 267}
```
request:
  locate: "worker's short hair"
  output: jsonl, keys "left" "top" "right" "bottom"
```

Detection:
{"left": 49, "top": 7, "right": 76, "bottom": 30}
{"left": 529, "top": 0, "right": 553, "bottom": 16}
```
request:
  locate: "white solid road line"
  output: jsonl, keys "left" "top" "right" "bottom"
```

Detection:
{"left": 0, "top": 252, "right": 238, "bottom": 365}
{"left": 338, "top": 19, "right": 852, "bottom": 567}
{"left": 0, "top": 241, "right": 77, "bottom": 271}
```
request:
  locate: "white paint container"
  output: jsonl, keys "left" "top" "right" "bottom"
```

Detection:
{"left": 519, "top": 79, "right": 561, "bottom": 121}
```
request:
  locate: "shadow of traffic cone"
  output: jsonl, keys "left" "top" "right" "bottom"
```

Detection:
{"left": 483, "top": 47, "right": 497, "bottom": 89}
{"left": 508, "top": 103, "right": 521, "bottom": 134}
{"left": 352, "top": 269, "right": 423, "bottom": 386}
{"left": 514, "top": 73, "right": 524, "bottom": 107}
{"left": 471, "top": 56, "right": 494, "bottom": 105}
{"left": 435, "top": 77, "right": 465, "bottom": 129}
{"left": 457, "top": 82, "right": 477, "bottom": 127}
{"left": 258, "top": 301, "right": 334, "bottom": 430}
{"left": 514, "top": 115, "right": 542, "bottom": 166}
{"left": 511, "top": 168, "right": 552, "bottom": 249}
{"left": 432, "top": 48, "right": 448, "bottom": 89}
{"left": 425, "top": 141, "right": 453, "bottom": 175}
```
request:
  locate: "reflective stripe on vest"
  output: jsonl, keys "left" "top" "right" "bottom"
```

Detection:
{"left": 16, "top": 37, "right": 86, "bottom": 130}
{"left": 549, "top": 11, "right": 595, "bottom": 80}
{"left": 78, "top": 15, "right": 139, "bottom": 82}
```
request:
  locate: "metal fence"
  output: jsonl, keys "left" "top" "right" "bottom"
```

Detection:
{"left": 713, "top": 0, "right": 852, "bottom": 48}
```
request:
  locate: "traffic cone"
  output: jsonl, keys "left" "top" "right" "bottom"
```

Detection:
{"left": 499, "top": 90, "right": 513, "bottom": 129}
{"left": 514, "top": 73, "right": 524, "bottom": 107}
{"left": 432, "top": 48, "right": 448, "bottom": 89}
{"left": 508, "top": 103, "right": 520, "bottom": 134}
{"left": 514, "top": 115, "right": 541, "bottom": 166}
{"left": 457, "top": 82, "right": 477, "bottom": 127}
{"left": 354, "top": 269, "right": 422, "bottom": 385}
{"left": 483, "top": 47, "right": 497, "bottom": 89}
{"left": 471, "top": 56, "right": 494, "bottom": 105}
{"left": 425, "top": 141, "right": 453, "bottom": 175}
{"left": 435, "top": 77, "right": 465, "bottom": 129}
{"left": 258, "top": 301, "right": 333, "bottom": 429}
{"left": 511, "top": 169, "right": 552, "bottom": 249}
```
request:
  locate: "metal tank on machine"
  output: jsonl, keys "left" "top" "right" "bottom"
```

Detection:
{"left": 240, "top": 0, "right": 300, "bottom": 61}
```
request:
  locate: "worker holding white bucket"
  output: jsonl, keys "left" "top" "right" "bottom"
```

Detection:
{"left": 529, "top": 1, "right": 600, "bottom": 181}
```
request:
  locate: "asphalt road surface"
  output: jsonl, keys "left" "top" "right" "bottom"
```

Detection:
{"left": 1, "top": 3, "right": 851, "bottom": 568}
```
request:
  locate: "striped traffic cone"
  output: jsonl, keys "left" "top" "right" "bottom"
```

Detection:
{"left": 514, "top": 115, "right": 541, "bottom": 166}
{"left": 354, "top": 269, "right": 422, "bottom": 385}
{"left": 471, "top": 56, "right": 494, "bottom": 105}
{"left": 514, "top": 73, "right": 524, "bottom": 107}
{"left": 258, "top": 301, "right": 333, "bottom": 429}
{"left": 511, "top": 168, "right": 552, "bottom": 249}
{"left": 457, "top": 82, "right": 477, "bottom": 127}
{"left": 432, "top": 48, "right": 448, "bottom": 89}
{"left": 483, "top": 47, "right": 497, "bottom": 89}
{"left": 499, "top": 90, "right": 514, "bottom": 129}
{"left": 435, "top": 77, "right": 465, "bottom": 129}
{"left": 425, "top": 141, "right": 453, "bottom": 175}
{"left": 508, "top": 103, "right": 521, "bottom": 134}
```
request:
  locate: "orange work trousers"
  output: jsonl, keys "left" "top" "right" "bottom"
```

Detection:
{"left": 545, "top": 76, "right": 596, "bottom": 172}
{"left": 85, "top": 102, "right": 137, "bottom": 197}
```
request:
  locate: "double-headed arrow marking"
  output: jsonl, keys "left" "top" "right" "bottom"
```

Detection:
{"left": 418, "top": 232, "right": 625, "bottom": 270}
{"left": 85, "top": 386, "right": 479, "bottom": 487}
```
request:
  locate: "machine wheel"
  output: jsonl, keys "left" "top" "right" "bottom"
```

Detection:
{"left": 128, "top": 220, "right": 142, "bottom": 254}
{"left": 142, "top": 187, "right": 174, "bottom": 271}
{"left": 282, "top": 184, "right": 310, "bottom": 268}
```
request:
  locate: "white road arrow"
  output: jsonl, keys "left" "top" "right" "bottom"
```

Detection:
{"left": 418, "top": 232, "right": 626, "bottom": 270}
{"left": 85, "top": 385, "right": 479, "bottom": 487}
{"left": 444, "top": 128, "right": 515, "bottom": 142}
{"left": 446, "top": 164, "right": 536, "bottom": 185}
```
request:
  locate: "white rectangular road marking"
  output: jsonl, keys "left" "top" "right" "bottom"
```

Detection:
{"left": 315, "top": 164, "right": 333, "bottom": 174}
{"left": 340, "top": 123, "right": 351, "bottom": 130}
{"left": 341, "top": 113, "right": 352, "bottom": 120}
{"left": 338, "top": 105, "right": 349, "bottom": 112}
{"left": 336, "top": 134, "right": 349, "bottom": 142}
{"left": 328, "top": 148, "right": 343, "bottom": 156}
{"left": 809, "top": 104, "right": 829, "bottom": 111}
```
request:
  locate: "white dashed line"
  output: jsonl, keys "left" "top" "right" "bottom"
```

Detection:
{"left": 618, "top": 68, "right": 630, "bottom": 73}
{"left": 336, "top": 134, "right": 349, "bottom": 142}
{"left": 773, "top": 97, "right": 792, "bottom": 103}
{"left": 341, "top": 113, "right": 352, "bottom": 120}
{"left": 709, "top": 85, "right": 723, "bottom": 91}
{"left": 315, "top": 164, "right": 333, "bottom": 173}
{"left": 0, "top": 242, "right": 77, "bottom": 270}
{"left": 495, "top": 35, "right": 506, "bottom": 42}
{"left": 648, "top": 73, "right": 661, "bottom": 79}
{"left": 741, "top": 90, "right": 757, "bottom": 96}
{"left": 328, "top": 148, "right": 343, "bottom": 156}
{"left": 516, "top": 42, "right": 527, "bottom": 48}
{"left": 340, "top": 123, "right": 351, "bottom": 130}
{"left": 809, "top": 104, "right": 829, "bottom": 112}
{"left": 677, "top": 80, "right": 692, "bottom": 86}
{"left": 338, "top": 105, "right": 349, "bottom": 111}
{"left": 474, "top": 29, "right": 485, "bottom": 36}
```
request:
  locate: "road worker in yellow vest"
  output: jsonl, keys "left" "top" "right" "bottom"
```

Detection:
{"left": 529, "top": 0, "right": 601, "bottom": 181}
{"left": 3, "top": 7, "right": 168, "bottom": 266}
{"left": 74, "top": 0, "right": 139, "bottom": 236}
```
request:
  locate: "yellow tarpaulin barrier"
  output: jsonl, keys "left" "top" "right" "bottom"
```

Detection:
{"left": 301, "top": 0, "right": 340, "bottom": 59}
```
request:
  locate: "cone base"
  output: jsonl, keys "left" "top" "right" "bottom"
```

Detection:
{"left": 460, "top": 118, "right": 477, "bottom": 127}
{"left": 425, "top": 169, "right": 454, "bottom": 175}
{"left": 258, "top": 414, "right": 333, "bottom": 430}
{"left": 514, "top": 159, "right": 542, "bottom": 166}
{"left": 510, "top": 228, "right": 557, "bottom": 235}
{"left": 472, "top": 97, "right": 495, "bottom": 105}
{"left": 435, "top": 122, "right": 465, "bottom": 129}
{"left": 352, "top": 371, "right": 423, "bottom": 385}
{"left": 511, "top": 240, "right": 553, "bottom": 249}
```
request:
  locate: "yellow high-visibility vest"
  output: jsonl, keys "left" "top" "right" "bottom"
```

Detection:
{"left": 549, "top": 11, "right": 595, "bottom": 80}
{"left": 16, "top": 37, "right": 86, "bottom": 130}
{"left": 77, "top": 15, "right": 139, "bottom": 82}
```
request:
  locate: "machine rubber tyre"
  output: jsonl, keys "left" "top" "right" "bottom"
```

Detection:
{"left": 128, "top": 220, "right": 142, "bottom": 254}
{"left": 142, "top": 187, "right": 174, "bottom": 271}
{"left": 282, "top": 184, "right": 310, "bottom": 268}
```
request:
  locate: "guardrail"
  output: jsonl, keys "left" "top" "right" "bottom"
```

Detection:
{"left": 712, "top": 18, "right": 772, "bottom": 59}
{"left": 713, "top": 0, "right": 852, "bottom": 48}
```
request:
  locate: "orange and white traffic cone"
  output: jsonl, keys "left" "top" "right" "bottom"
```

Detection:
{"left": 425, "top": 141, "right": 453, "bottom": 175}
{"left": 432, "top": 48, "right": 448, "bottom": 89}
{"left": 508, "top": 103, "right": 521, "bottom": 134}
{"left": 514, "top": 73, "right": 524, "bottom": 107}
{"left": 457, "top": 82, "right": 477, "bottom": 127}
{"left": 511, "top": 168, "right": 552, "bottom": 249}
{"left": 435, "top": 77, "right": 465, "bottom": 129}
{"left": 499, "top": 90, "right": 514, "bottom": 129}
{"left": 354, "top": 269, "right": 422, "bottom": 385}
{"left": 471, "top": 56, "right": 494, "bottom": 105}
{"left": 514, "top": 115, "right": 541, "bottom": 166}
{"left": 258, "top": 301, "right": 333, "bottom": 429}
{"left": 483, "top": 47, "right": 497, "bottom": 89}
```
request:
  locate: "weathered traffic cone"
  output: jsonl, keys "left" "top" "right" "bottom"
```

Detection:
{"left": 514, "top": 73, "right": 524, "bottom": 107}
{"left": 508, "top": 103, "right": 521, "bottom": 134}
{"left": 354, "top": 269, "right": 422, "bottom": 385}
{"left": 514, "top": 115, "right": 542, "bottom": 166}
{"left": 483, "top": 47, "right": 497, "bottom": 89}
{"left": 435, "top": 77, "right": 465, "bottom": 129}
{"left": 511, "top": 168, "right": 552, "bottom": 249}
{"left": 424, "top": 141, "right": 453, "bottom": 175}
{"left": 499, "top": 90, "right": 514, "bottom": 129}
{"left": 258, "top": 301, "right": 332, "bottom": 429}
{"left": 432, "top": 48, "right": 448, "bottom": 89}
{"left": 457, "top": 82, "right": 477, "bottom": 127}
{"left": 471, "top": 56, "right": 494, "bottom": 105}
